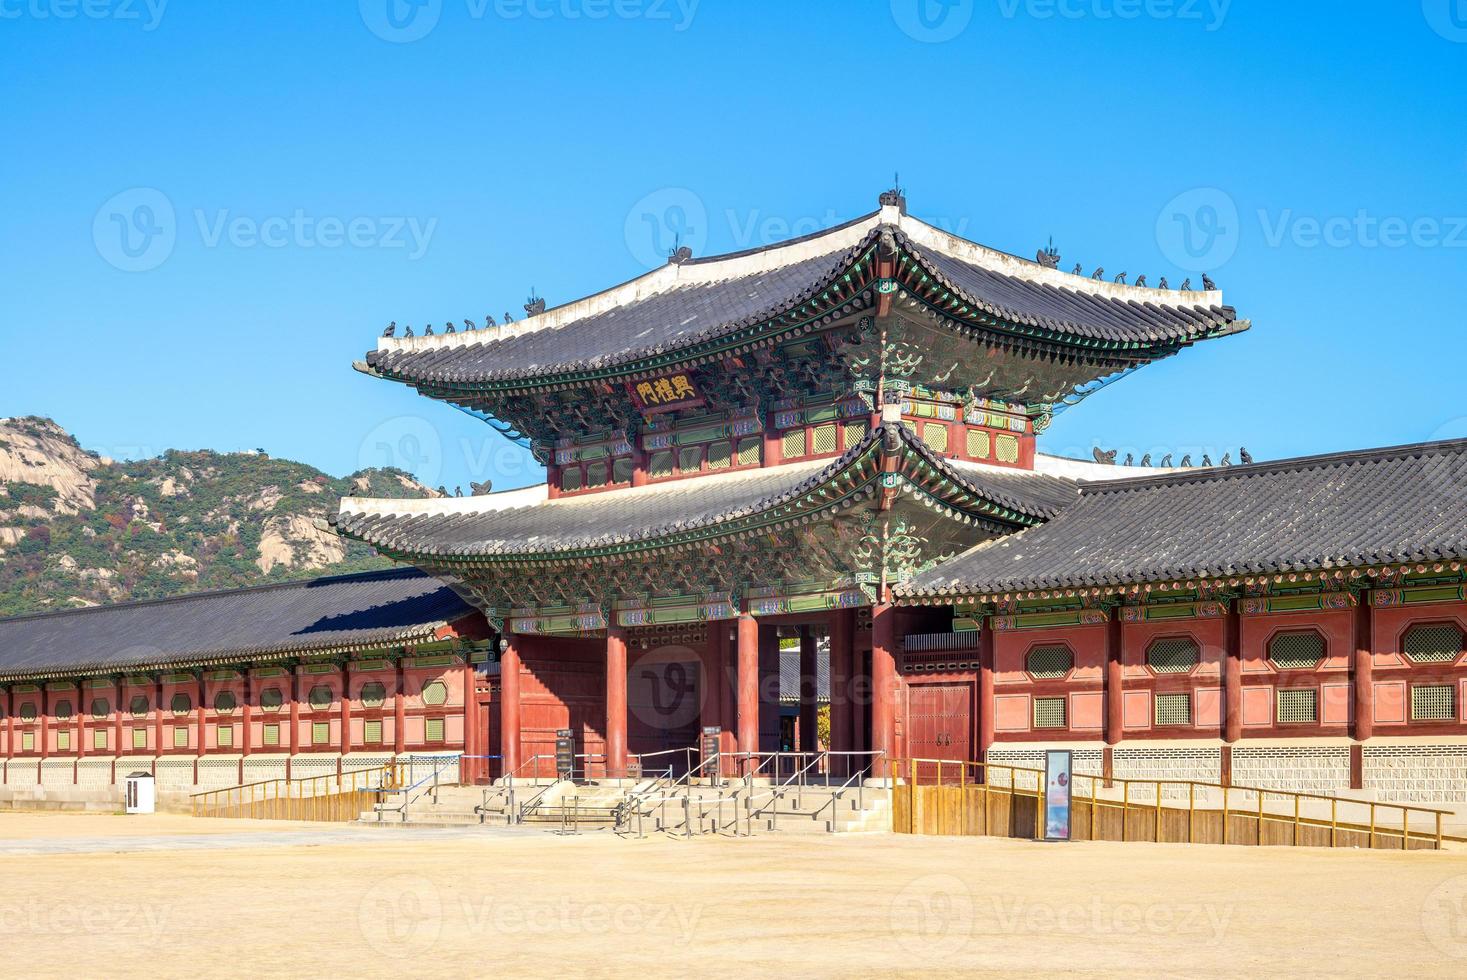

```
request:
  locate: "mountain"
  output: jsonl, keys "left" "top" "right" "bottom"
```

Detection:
{"left": 0, "top": 416, "right": 432, "bottom": 617}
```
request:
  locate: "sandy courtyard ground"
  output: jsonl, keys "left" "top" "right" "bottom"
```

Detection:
{"left": 1, "top": 812, "right": 1466, "bottom": 977}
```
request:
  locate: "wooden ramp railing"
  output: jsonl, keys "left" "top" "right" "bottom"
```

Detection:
{"left": 191, "top": 764, "right": 402, "bottom": 822}
{"left": 892, "top": 759, "right": 1453, "bottom": 851}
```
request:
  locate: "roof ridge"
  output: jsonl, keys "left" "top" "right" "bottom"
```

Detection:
{"left": 1075, "top": 436, "right": 1467, "bottom": 496}
{"left": 0, "top": 566, "right": 432, "bottom": 627}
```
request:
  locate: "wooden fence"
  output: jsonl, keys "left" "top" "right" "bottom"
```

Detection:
{"left": 191, "top": 763, "right": 401, "bottom": 822}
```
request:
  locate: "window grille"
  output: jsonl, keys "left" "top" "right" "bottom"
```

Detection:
{"left": 678, "top": 446, "right": 702, "bottom": 473}
{"left": 612, "top": 457, "right": 634, "bottom": 485}
{"left": 922, "top": 422, "right": 949, "bottom": 453}
{"left": 736, "top": 438, "right": 761, "bottom": 467}
{"left": 421, "top": 681, "right": 448, "bottom": 707}
{"left": 92, "top": 729, "right": 107, "bottom": 750}
{"left": 216, "top": 724, "right": 233, "bottom": 748}
{"left": 173, "top": 726, "right": 189, "bottom": 748}
{"left": 1277, "top": 688, "right": 1318, "bottom": 723}
{"left": 129, "top": 695, "right": 148, "bottom": 717}
{"left": 995, "top": 435, "right": 1020, "bottom": 463}
{"left": 259, "top": 688, "right": 283, "bottom": 711}
{"left": 649, "top": 451, "right": 674, "bottom": 479}
{"left": 585, "top": 462, "right": 607, "bottom": 488}
{"left": 360, "top": 682, "right": 386, "bottom": 709}
{"left": 560, "top": 467, "right": 582, "bottom": 492}
{"left": 966, "top": 429, "right": 990, "bottom": 459}
{"left": 425, "top": 717, "right": 445, "bottom": 742}
{"left": 90, "top": 698, "right": 109, "bottom": 719}
{"left": 132, "top": 729, "right": 146, "bottom": 749}
{"left": 19, "top": 703, "right": 36, "bottom": 722}
{"left": 311, "top": 722, "right": 329, "bottom": 745}
{"left": 1033, "top": 697, "right": 1067, "bottom": 729}
{"left": 214, "top": 692, "right": 237, "bottom": 713}
{"left": 1154, "top": 692, "right": 1192, "bottom": 726}
{"left": 1025, "top": 645, "right": 1073, "bottom": 679}
{"left": 1412, "top": 685, "right": 1457, "bottom": 721}
{"left": 1269, "top": 632, "right": 1325, "bottom": 669}
{"left": 170, "top": 693, "right": 191, "bottom": 714}
{"left": 57, "top": 730, "right": 70, "bottom": 751}
{"left": 843, "top": 419, "right": 868, "bottom": 448}
{"left": 262, "top": 724, "right": 279, "bottom": 747}
{"left": 1404, "top": 624, "right": 1464, "bottom": 664}
{"left": 308, "top": 686, "right": 332, "bottom": 710}
{"left": 812, "top": 424, "right": 838, "bottom": 455}
{"left": 21, "top": 732, "right": 34, "bottom": 751}
{"left": 781, "top": 429, "right": 806, "bottom": 459}
{"left": 1147, "top": 637, "right": 1200, "bottom": 674}
{"left": 54, "top": 700, "right": 73, "bottom": 720}
{"left": 364, "top": 719, "right": 383, "bottom": 743}
{"left": 707, "top": 441, "right": 732, "bottom": 470}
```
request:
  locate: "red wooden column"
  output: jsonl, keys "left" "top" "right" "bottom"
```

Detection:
{"left": 736, "top": 612, "right": 760, "bottom": 763}
{"left": 393, "top": 658, "right": 407, "bottom": 756}
{"left": 112, "top": 677, "right": 124, "bottom": 758}
{"left": 287, "top": 665, "right": 301, "bottom": 761}
{"left": 340, "top": 662, "right": 353, "bottom": 757}
{"left": 630, "top": 436, "right": 649, "bottom": 488}
{"left": 761, "top": 414, "right": 782, "bottom": 468}
{"left": 153, "top": 677, "right": 164, "bottom": 758}
{"left": 1223, "top": 600, "right": 1243, "bottom": 744}
{"left": 798, "top": 627, "right": 819, "bottom": 752}
{"left": 829, "top": 608, "right": 854, "bottom": 758}
{"left": 1104, "top": 610, "right": 1123, "bottom": 746}
{"left": 870, "top": 602, "right": 898, "bottom": 776}
{"left": 699, "top": 623, "right": 723, "bottom": 737}
{"left": 978, "top": 619, "right": 996, "bottom": 768}
{"left": 5, "top": 686, "right": 14, "bottom": 760}
{"left": 1353, "top": 598, "right": 1374, "bottom": 742}
{"left": 606, "top": 624, "right": 629, "bottom": 779}
{"left": 462, "top": 658, "right": 477, "bottom": 784}
{"left": 39, "top": 686, "right": 48, "bottom": 762}
{"left": 196, "top": 671, "right": 207, "bottom": 757}
{"left": 240, "top": 670, "right": 253, "bottom": 758}
{"left": 75, "top": 681, "right": 87, "bottom": 761}
{"left": 719, "top": 623, "right": 738, "bottom": 773}
{"left": 499, "top": 634, "right": 523, "bottom": 775}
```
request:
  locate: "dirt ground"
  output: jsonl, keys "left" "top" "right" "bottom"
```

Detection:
{"left": 2, "top": 813, "right": 1466, "bottom": 977}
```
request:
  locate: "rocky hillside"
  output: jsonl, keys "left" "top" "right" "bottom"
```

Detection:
{"left": 0, "top": 416, "right": 431, "bottom": 617}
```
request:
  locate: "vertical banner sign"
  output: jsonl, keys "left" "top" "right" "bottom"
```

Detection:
{"left": 1044, "top": 750, "right": 1073, "bottom": 841}
{"left": 555, "top": 729, "right": 574, "bottom": 781}
{"left": 701, "top": 726, "right": 722, "bottom": 787}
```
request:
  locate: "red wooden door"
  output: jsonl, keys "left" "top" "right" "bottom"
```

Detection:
{"left": 906, "top": 683, "right": 973, "bottom": 783}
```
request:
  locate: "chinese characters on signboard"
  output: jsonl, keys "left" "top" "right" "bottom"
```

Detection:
{"left": 629, "top": 373, "right": 702, "bottom": 414}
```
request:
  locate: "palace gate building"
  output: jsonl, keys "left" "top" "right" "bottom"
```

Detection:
{"left": 3, "top": 189, "right": 1467, "bottom": 804}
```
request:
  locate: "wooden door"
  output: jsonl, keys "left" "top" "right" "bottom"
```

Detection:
{"left": 906, "top": 683, "right": 973, "bottom": 783}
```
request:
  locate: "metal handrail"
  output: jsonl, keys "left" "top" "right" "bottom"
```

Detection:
{"left": 190, "top": 762, "right": 402, "bottom": 821}
{"left": 373, "top": 756, "right": 462, "bottom": 822}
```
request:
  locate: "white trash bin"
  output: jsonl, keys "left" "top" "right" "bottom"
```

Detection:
{"left": 124, "top": 772, "right": 155, "bottom": 814}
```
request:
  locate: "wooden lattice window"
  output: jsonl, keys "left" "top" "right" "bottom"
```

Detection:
{"left": 736, "top": 438, "right": 761, "bottom": 467}
{"left": 214, "top": 691, "right": 237, "bottom": 714}
{"left": 129, "top": 695, "right": 148, "bottom": 718}
{"left": 173, "top": 726, "right": 189, "bottom": 748}
{"left": 922, "top": 422, "right": 948, "bottom": 453}
{"left": 18, "top": 702, "right": 36, "bottom": 722}
{"left": 966, "top": 429, "right": 990, "bottom": 459}
{"left": 1404, "top": 624, "right": 1464, "bottom": 664}
{"left": 843, "top": 419, "right": 868, "bottom": 448}
{"left": 1412, "top": 685, "right": 1457, "bottom": 721}
{"left": 54, "top": 699, "right": 73, "bottom": 720}
{"left": 308, "top": 685, "right": 333, "bottom": 710}
{"left": 1025, "top": 645, "right": 1073, "bottom": 679}
{"left": 1033, "top": 697, "right": 1067, "bottom": 729}
{"left": 312, "top": 721, "right": 330, "bottom": 745}
{"left": 612, "top": 457, "right": 634, "bottom": 485}
{"left": 1146, "top": 637, "right": 1200, "bottom": 674}
{"left": 364, "top": 719, "right": 383, "bottom": 743}
{"left": 678, "top": 446, "right": 702, "bottom": 473}
{"left": 1277, "top": 688, "right": 1318, "bottom": 723}
{"left": 707, "top": 441, "right": 732, "bottom": 470}
{"left": 421, "top": 680, "right": 448, "bottom": 707}
{"left": 216, "top": 724, "right": 234, "bottom": 748}
{"left": 560, "top": 467, "right": 582, "bottom": 492}
{"left": 57, "top": 729, "right": 71, "bottom": 751}
{"left": 1154, "top": 692, "right": 1192, "bottom": 726}
{"left": 649, "top": 451, "right": 674, "bottom": 479}
{"left": 21, "top": 732, "right": 34, "bottom": 751}
{"left": 995, "top": 435, "right": 1020, "bottom": 463}
{"left": 170, "top": 693, "right": 191, "bottom": 715}
{"left": 90, "top": 698, "right": 109, "bottom": 719}
{"left": 1269, "top": 632, "right": 1325, "bottom": 669}
{"left": 259, "top": 688, "right": 283, "bottom": 712}
{"left": 781, "top": 429, "right": 806, "bottom": 459}
{"left": 585, "top": 462, "right": 607, "bottom": 488}
{"left": 812, "top": 424, "right": 838, "bottom": 455}
{"left": 93, "top": 729, "right": 108, "bottom": 750}
{"left": 360, "top": 682, "right": 386, "bottom": 709}
{"left": 132, "top": 729, "right": 147, "bottom": 749}
{"left": 262, "top": 724, "right": 280, "bottom": 747}
{"left": 425, "top": 717, "right": 445, "bottom": 742}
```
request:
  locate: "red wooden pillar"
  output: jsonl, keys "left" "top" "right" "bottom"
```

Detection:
{"left": 1353, "top": 598, "right": 1374, "bottom": 742}
{"left": 871, "top": 603, "right": 898, "bottom": 776}
{"left": 39, "top": 686, "right": 49, "bottom": 761}
{"left": 699, "top": 623, "right": 723, "bottom": 736}
{"left": 736, "top": 613, "right": 760, "bottom": 763}
{"left": 761, "top": 414, "right": 782, "bottom": 468}
{"left": 630, "top": 436, "right": 649, "bottom": 488}
{"left": 75, "top": 681, "right": 87, "bottom": 760}
{"left": 393, "top": 659, "right": 407, "bottom": 756}
{"left": 829, "top": 608, "right": 854, "bottom": 757}
{"left": 240, "top": 671, "right": 253, "bottom": 758}
{"left": 606, "top": 624, "right": 629, "bottom": 779}
{"left": 113, "top": 677, "right": 124, "bottom": 759}
{"left": 1104, "top": 610, "right": 1123, "bottom": 746}
{"left": 196, "top": 671, "right": 207, "bottom": 757}
{"left": 462, "top": 658, "right": 477, "bottom": 784}
{"left": 1223, "top": 600, "right": 1243, "bottom": 744}
{"left": 288, "top": 666, "right": 301, "bottom": 758}
{"left": 978, "top": 618, "right": 996, "bottom": 767}
{"left": 718, "top": 623, "right": 737, "bottom": 773}
{"left": 5, "top": 686, "right": 14, "bottom": 760}
{"left": 500, "top": 634, "right": 522, "bottom": 775}
{"left": 340, "top": 662, "right": 353, "bottom": 757}
{"left": 153, "top": 677, "right": 164, "bottom": 758}
{"left": 798, "top": 627, "right": 819, "bottom": 752}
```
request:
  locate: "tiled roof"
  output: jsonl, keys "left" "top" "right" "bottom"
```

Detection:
{"left": 0, "top": 569, "right": 474, "bottom": 679}
{"left": 778, "top": 643, "right": 830, "bottom": 704}
{"left": 331, "top": 424, "right": 1078, "bottom": 560}
{"left": 898, "top": 439, "right": 1467, "bottom": 597}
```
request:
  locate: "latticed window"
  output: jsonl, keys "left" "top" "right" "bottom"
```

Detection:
{"left": 132, "top": 729, "right": 147, "bottom": 749}
{"left": 90, "top": 698, "right": 109, "bottom": 719}
{"left": 1154, "top": 692, "right": 1192, "bottom": 726}
{"left": 1404, "top": 624, "right": 1464, "bottom": 664}
{"left": 21, "top": 732, "right": 34, "bottom": 751}
{"left": 782, "top": 429, "right": 806, "bottom": 459}
{"left": 1025, "top": 645, "right": 1073, "bottom": 679}
{"left": 425, "top": 717, "right": 446, "bottom": 742}
{"left": 312, "top": 721, "right": 330, "bottom": 744}
{"left": 966, "top": 429, "right": 990, "bottom": 459}
{"left": 560, "top": 467, "right": 582, "bottom": 492}
{"left": 173, "top": 726, "right": 189, "bottom": 748}
{"left": 259, "top": 688, "right": 283, "bottom": 712}
{"left": 214, "top": 691, "right": 237, "bottom": 713}
{"left": 18, "top": 703, "right": 36, "bottom": 722}
{"left": 216, "top": 724, "right": 233, "bottom": 748}
{"left": 736, "top": 438, "right": 761, "bottom": 467}
{"left": 57, "top": 730, "right": 70, "bottom": 751}
{"left": 585, "top": 462, "right": 607, "bottom": 488}
{"left": 812, "top": 424, "right": 837, "bottom": 455}
{"left": 170, "top": 693, "right": 191, "bottom": 715}
{"left": 843, "top": 419, "right": 868, "bottom": 448}
{"left": 995, "top": 435, "right": 1020, "bottom": 463}
{"left": 612, "top": 457, "right": 634, "bottom": 485}
{"left": 1147, "top": 637, "right": 1200, "bottom": 674}
{"left": 262, "top": 724, "right": 280, "bottom": 747}
{"left": 1269, "top": 631, "right": 1325, "bottom": 669}
{"left": 1277, "top": 688, "right": 1318, "bottom": 723}
{"left": 364, "top": 719, "right": 383, "bottom": 743}
{"left": 92, "top": 729, "right": 107, "bottom": 750}
{"left": 678, "top": 446, "right": 702, "bottom": 473}
{"left": 706, "top": 441, "right": 732, "bottom": 470}
{"left": 308, "top": 685, "right": 333, "bottom": 710}
{"left": 421, "top": 680, "right": 448, "bottom": 706}
{"left": 649, "top": 451, "right": 674, "bottom": 479}
{"left": 1033, "top": 697, "right": 1067, "bottom": 729}
{"left": 922, "top": 422, "right": 949, "bottom": 453}
{"left": 360, "top": 682, "right": 386, "bottom": 708}
{"left": 54, "top": 700, "right": 73, "bottom": 720}
{"left": 1412, "top": 685, "right": 1457, "bottom": 721}
{"left": 130, "top": 695, "right": 148, "bottom": 717}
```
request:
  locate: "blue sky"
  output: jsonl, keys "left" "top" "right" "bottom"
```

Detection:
{"left": 3, "top": 1, "right": 1466, "bottom": 492}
